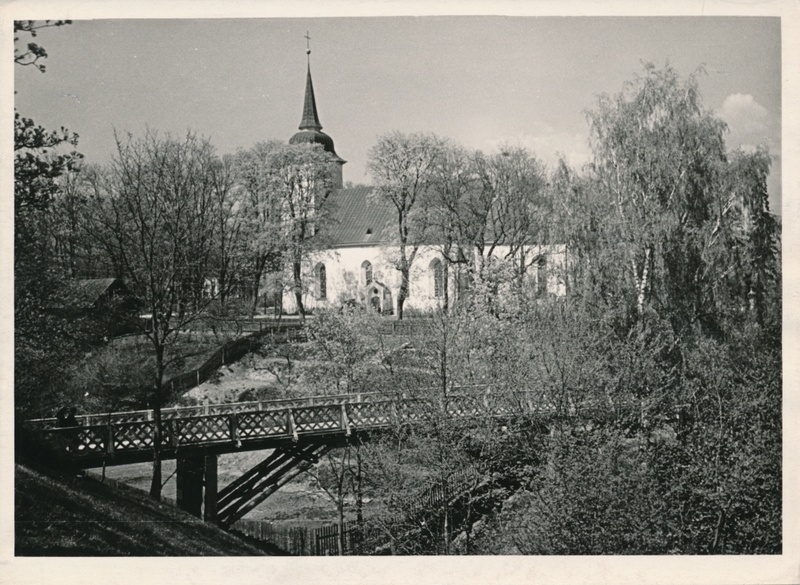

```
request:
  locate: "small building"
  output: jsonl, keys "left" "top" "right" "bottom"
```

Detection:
{"left": 49, "top": 278, "right": 140, "bottom": 336}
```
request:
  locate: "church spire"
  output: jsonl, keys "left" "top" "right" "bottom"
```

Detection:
{"left": 299, "top": 31, "right": 322, "bottom": 132}
{"left": 299, "top": 63, "right": 323, "bottom": 132}
{"left": 289, "top": 32, "right": 345, "bottom": 187}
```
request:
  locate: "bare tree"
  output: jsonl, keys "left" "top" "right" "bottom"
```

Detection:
{"left": 233, "top": 141, "right": 335, "bottom": 321}
{"left": 87, "top": 129, "right": 228, "bottom": 499}
{"left": 231, "top": 141, "right": 286, "bottom": 313}
{"left": 208, "top": 155, "right": 244, "bottom": 308}
{"left": 469, "top": 145, "right": 549, "bottom": 285}
{"left": 367, "top": 131, "right": 445, "bottom": 320}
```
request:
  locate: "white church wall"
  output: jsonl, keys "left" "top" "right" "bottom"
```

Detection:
{"left": 281, "top": 242, "right": 567, "bottom": 316}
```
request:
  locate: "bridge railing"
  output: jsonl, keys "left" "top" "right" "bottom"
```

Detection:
{"left": 24, "top": 384, "right": 503, "bottom": 430}
{"left": 25, "top": 391, "right": 388, "bottom": 430}
{"left": 22, "top": 390, "right": 636, "bottom": 466}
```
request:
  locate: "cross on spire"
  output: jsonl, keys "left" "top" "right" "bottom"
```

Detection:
{"left": 305, "top": 31, "right": 311, "bottom": 59}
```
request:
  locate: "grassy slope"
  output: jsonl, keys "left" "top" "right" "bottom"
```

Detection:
{"left": 15, "top": 463, "right": 279, "bottom": 556}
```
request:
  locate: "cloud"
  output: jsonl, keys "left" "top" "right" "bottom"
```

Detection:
{"left": 487, "top": 124, "right": 592, "bottom": 173}
{"left": 718, "top": 93, "right": 775, "bottom": 151}
{"left": 718, "top": 94, "right": 781, "bottom": 213}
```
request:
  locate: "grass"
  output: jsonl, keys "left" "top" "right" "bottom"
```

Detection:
{"left": 105, "top": 331, "right": 226, "bottom": 379}
{"left": 15, "top": 463, "right": 281, "bottom": 556}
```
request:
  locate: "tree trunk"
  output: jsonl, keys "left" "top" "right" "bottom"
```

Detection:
{"left": 337, "top": 498, "right": 345, "bottom": 556}
{"left": 636, "top": 246, "right": 652, "bottom": 318}
{"left": 293, "top": 259, "right": 305, "bottom": 322}
{"left": 396, "top": 270, "right": 409, "bottom": 321}
{"left": 250, "top": 258, "right": 265, "bottom": 317}
{"left": 355, "top": 444, "right": 364, "bottom": 554}
{"left": 218, "top": 266, "right": 228, "bottom": 307}
{"left": 443, "top": 496, "right": 450, "bottom": 555}
{"left": 443, "top": 261, "right": 450, "bottom": 312}
{"left": 149, "top": 343, "right": 165, "bottom": 501}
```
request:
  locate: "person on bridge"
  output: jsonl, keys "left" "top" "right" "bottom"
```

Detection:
{"left": 55, "top": 407, "right": 69, "bottom": 427}
{"left": 57, "top": 406, "right": 79, "bottom": 427}
{"left": 64, "top": 407, "right": 79, "bottom": 427}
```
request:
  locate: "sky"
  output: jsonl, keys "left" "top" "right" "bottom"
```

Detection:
{"left": 14, "top": 16, "right": 782, "bottom": 210}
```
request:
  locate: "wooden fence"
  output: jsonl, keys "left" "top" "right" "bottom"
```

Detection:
{"left": 376, "top": 319, "right": 434, "bottom": 336}
{"left": 401, "top": 466, "right": 481, "bottom": 521}
{"left": 162, "top": 324, "right": 305, "bottom": 396}
{"left": 231, "top": 519, "right": 382, "bottom": 556}
{"left": 230, "top": 466, "right": 482, "bottom": 556}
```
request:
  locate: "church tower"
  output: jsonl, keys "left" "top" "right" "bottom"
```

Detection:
{"left": 288, "top": 38, "right": 345, "bottom": 188}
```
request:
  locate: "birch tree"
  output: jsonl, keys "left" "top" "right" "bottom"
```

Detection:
{"left": 585, "top": 63, "right": 779, "bottom": 335}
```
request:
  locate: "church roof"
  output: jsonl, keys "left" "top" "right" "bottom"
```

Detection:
{"left": 323, "top": 187, "right": 394, "bottom": 247}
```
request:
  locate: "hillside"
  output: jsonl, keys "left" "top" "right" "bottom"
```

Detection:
{"left": 15, "top": 463, "right": 281, "bottom": 556}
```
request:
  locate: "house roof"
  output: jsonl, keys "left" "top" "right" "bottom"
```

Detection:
{"left": 323, "top": 186, "right": 395, "bottom": 247}
{"left": 51, "top": 278, "right": 128, "bottom": 310}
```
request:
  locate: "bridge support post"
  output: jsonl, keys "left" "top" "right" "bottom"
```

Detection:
{"left": 204, "top": 454, "right": 218, "bottom": 523}
{"left": 176, "top": 454, "right": 205, "bottom": 518}
{"left": 176, "top": 454, "right": 219, "bottom": 522}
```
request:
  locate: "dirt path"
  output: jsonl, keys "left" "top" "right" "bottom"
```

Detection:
{"left": 182, "top": 354, "right": 285, "bottom": 404}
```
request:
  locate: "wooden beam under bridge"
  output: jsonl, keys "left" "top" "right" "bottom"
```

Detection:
{"left": 215, "top": 442, "right": 336, "bottom": 526}
{"left": 173, "top": 443, "right": 338, "bottom": 525}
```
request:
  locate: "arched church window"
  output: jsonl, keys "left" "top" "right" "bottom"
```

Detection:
{"left": 315, "top": 263, "right": 327, "bottom": 300}
{"left": 362, "top": 260, "right": 373, "bottom": 286}
{"left": 431, "top": 259, "right": 444, "bottom": 298}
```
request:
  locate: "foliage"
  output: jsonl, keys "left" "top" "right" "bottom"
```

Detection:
{"left": 463, "top": 65, "right": 782, "bottom": 555}
{"left": 577, "top": 63, "right": 779, "bottom": 335}
{"left": 232, "top": 141, "right": 336, "bottom": 319}
{"left": 406, "top": 63, "right": 781, "bottom": 555}
{"left": 14, "top": 20, "right": 88, "bottom": 421}
{"left": 655, "top": 326, "right": 781, "bottom": 553}
{"left": 305, "top": 306, "right": 378, "bottom": 394}
{"left": 14, "top": 21, "right": 83, "bottom": 264}
{"left": 14, "top": 20, "right": 72, "bottom": 72}
{"left": 474, "top": 322, "right": 780, "bottom": 555}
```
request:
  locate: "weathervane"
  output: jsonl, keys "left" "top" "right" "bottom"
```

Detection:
{"left": 305, "top": 31, "right": 311, "bottom": 62}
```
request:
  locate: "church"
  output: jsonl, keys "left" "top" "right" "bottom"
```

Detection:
{"left": 281, "top": 57, "right": 565, "bottom": 316}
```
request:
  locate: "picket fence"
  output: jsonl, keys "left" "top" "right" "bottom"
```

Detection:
{"left": 231, "top": 466, "right": 482, "bottom": 556}
{"left": 162, "top": 324, "right": 305, "bottom": 396}
{"left": 231, "top": 518, "right": 382, "bottom": 556}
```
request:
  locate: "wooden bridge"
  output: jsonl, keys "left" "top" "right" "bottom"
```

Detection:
{"left": 21, "top": 388, "right": 632, "bottom": 526}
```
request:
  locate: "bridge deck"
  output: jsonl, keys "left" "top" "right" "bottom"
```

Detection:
{"left": 22, "top": 388, "right": 632, "bottom": 469}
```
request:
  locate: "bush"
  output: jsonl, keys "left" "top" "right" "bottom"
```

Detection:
{"left": 472, "top": 319, "right": 781, "bottom": 555}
